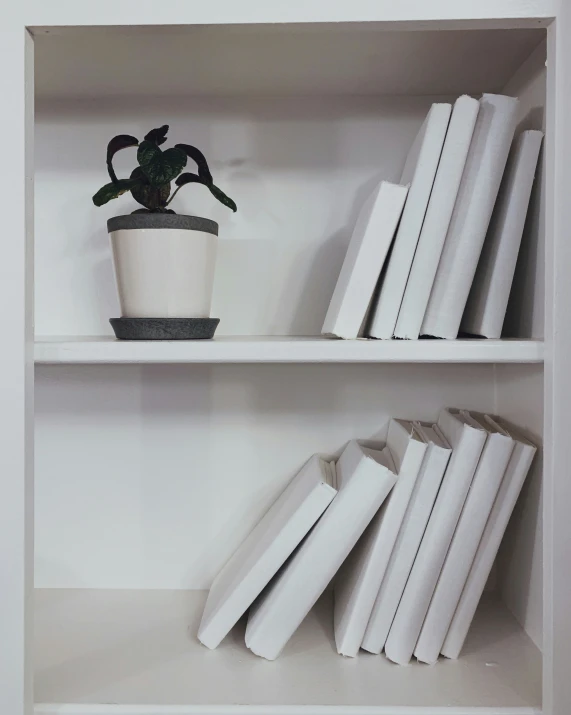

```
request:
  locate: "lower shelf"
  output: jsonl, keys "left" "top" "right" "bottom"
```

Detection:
{"left": 34, "top": 589, "right": 541, "bottom": 715}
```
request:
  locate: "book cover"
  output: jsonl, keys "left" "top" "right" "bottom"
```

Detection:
{"left": 421, "top": 94, "right": 519, "bottom": 339}
{"left": 321, "top": 182, "right": 408, "bottom": 340}
{"left": 442, "top": 420, "right": 536, "bottom": 659}
{"left": 394, "top": 96, "right": 480, "bottom": 340}
{"left": 461, "top": 130, "right": 543, "bottom": 339}
{"left": 334, "top": 420, "right": 427, "bottom": 657}
{"left": 198, "top": 455, "right": 336, "bottom": 649}
{"left": 245, "top": 440, "right": 396, "bottom": 660}
{"left": 361, "top": 422, "right": 451, "bottom": 655}
{"left": 414, "top": 412, "right": 515, "bottom": 664}
{"left": 384, "top": 408, "right": 487, "bottom": 664}
{"left": 368, "top": 103, "right": 451, "bottom": 340}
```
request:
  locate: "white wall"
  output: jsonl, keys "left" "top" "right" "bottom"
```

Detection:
{"left": 35, "top": 95, "right": 437, "bottom": 337}
{"left": 35, "top": 362, "right": 496, "bottom": 589}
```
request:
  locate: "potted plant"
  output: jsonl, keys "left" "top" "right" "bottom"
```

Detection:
{"left": 93, "top": 125, "right": 236, "bottom": 340}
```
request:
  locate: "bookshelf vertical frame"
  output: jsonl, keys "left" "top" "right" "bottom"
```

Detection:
{"left": 2, "top": 2, "right": 568, "bottom": 714}
{"left": 544, "top": 5, "right": 571, "bottom": 715}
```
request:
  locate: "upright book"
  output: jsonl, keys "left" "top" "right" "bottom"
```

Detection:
{"left": 442, "top": 420, "right": 536, "bottom": 659}
{"left": 198, "top": 455, "right": 337, "bottom": 649}
{"left": 321, "top": 181, "right": 408, "bottom": 339}
{"left": 367, "top": 103, "right": 451, "bottom": 339}
{"left": 384, "top": 408, "right": 487, "bottom": 664}
{"left": 461, "top": 130, "right": 544, "bottom": 338}
{"left": 246, "top": 440, "right": 396, "bottom": 660}
{"left": 422, "top": 94, "right": 519, "bottom": 339}
{"left": 361, "top": 422, "right": 451, "bottom": 655}
{"left": 414, "top": 412, "right": 515, "bottom": 664}
{"left": 334, "top": 420, "right": 427, "bottom": 657}
{"left": 394, "top": 96, "right": 480, "bottom": 340}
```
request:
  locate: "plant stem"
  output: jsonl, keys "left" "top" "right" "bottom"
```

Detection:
{"left": 165, "top": 185, "right": 182, "bottom": 206}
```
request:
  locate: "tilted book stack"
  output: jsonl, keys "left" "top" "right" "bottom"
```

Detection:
{"left": 321, "top": 93, "right": 543, "bottom": 342}
{"left": 199, "top": 408, "right": 536, "bottom": 664}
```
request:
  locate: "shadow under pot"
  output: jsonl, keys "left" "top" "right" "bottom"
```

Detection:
{"left": 107, "top": 213, "right": 220, "bottom": 340}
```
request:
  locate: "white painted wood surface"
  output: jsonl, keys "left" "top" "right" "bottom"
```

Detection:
{"left": 33, "top": 27, "right": 544, "bottom": 100}
{"left": 34, "top": 337, "right": 545, "bottom": 364}
{"left": 543, "top": 7, "right": 571, "bottom": 715}
{"left": 23, "top": 0, "right": 555, "bottom": 29}
{"left": 34, "top": 589, "right": 541, "bottom": 711}
{"left": 0, "top": 22, "right": 34, "bottom": 715}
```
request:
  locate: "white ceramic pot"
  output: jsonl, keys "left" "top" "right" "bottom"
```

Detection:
{"left": 108, "top": 214, "right": 218, "bottom": 318}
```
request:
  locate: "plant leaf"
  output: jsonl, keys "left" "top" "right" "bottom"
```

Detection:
{"left": 175, "top": 172, "right": 208, "bottom": 187}
{"left": 137, "top": 140, "right": 162, "bottom": 169}
{"left": 131, "top": 182, "right": 171, "bottom": 210}
{"left": 92, "top": 178, "right": 141, "bottom": 207}
{"left": 209, "top": 183, "right": 237, "bottom": 212}
{"left": 144, "top": 125, "right": 169, "bottom": 146}
{"left": 175, "top": 144, "right": 213, "bottom": 183}
{"left": 138, "top": 142, "right": 187, "bottom": 186}
{"left": 106, "top": 135, "right": 139, "bottom": 183}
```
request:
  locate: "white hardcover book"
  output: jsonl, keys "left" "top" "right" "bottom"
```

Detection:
{"left": 321, "top": 182, "right": 408, "bottom": 339}
{"left": 384, "top": 408, "right": 487, "bottom": 664}
{"left": 461, "top": 130, "right": 544, "bottom": 338}
{"left": 198, "top": 455, "right": 337, "bottom": 649}
{"left": 361, "top": 422, "right": 451, "bottom": 655}
{"left": 368, "top": 103, "right": 451, "bottom": 339}
{"left": 442, "top": 420, "right": 536, "bottom": 659}
{"left": 394, "top": 96, "right": 480, "bottom": 340}
{"left": 334, "top": 420, "right": 427, "bottom": 657}
{"left": 421, "top": 94, "right": 519, "bottom": 339}
{"left": 414, "top": 412, "right": 515, "bottom": 664}
{"left": 245, "top": 440, "right": 397, "bottom": 660}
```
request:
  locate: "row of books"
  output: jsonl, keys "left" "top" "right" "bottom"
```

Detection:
{"left": 198, "top": 409, "right": 536, "bottom": 663}
{"left": 322, "top": 94, "right": 543, "bottom": 341}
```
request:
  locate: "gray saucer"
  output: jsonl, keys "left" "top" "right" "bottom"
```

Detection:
{"left": 110, "top": 318, "right": 219, "bottom": 340}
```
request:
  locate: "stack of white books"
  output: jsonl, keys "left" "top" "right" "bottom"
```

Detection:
{"left": 198, "top": 408, "right": 536, "bottom": 663}
{"left": 321, "top": 93, "right": 543, "bottom": 341}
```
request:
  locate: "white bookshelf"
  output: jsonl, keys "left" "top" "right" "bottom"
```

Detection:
{"left": 4, "top": 2, "right": 571, "bottom": 715}
{"left": 34, "top": 337, "right": 545, "bottom": 364}
{"left": 34, "top": 590, "right": 540, "bottom": 714}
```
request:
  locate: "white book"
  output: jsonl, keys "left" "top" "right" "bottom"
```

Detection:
{"left": 421, "top": 94, "right": 519, "bottom": 339}
{"left": 361, "top": 422, "right": 451, "bottom": 655}
{"left": 461, "top": 130, "right": 544, "bottom": 339}
{"left": 394, "top": 96, "right": 480, "bottom": 340}
{"left": 414, "top": 412, "right": 515, "bottom": 664}
{"left": 198, "top": 455, "right": 337, "bottom": 649}
{"left": 384, "top": 408, "right": 487, "bottom": 664}
{"left": 245, "top": 440, "right": 397, "bottom": 660}
{"left": 368, "top": 103, "right": 451, "bottom": 339}
{"left": 442, "top": 420, "right": 536, "bottom": 659}
{"left": 334, "top": 420, "right": 427, "bottom": 657}
{"left": 321, "top": 181, "right": 408, "bottom": 339}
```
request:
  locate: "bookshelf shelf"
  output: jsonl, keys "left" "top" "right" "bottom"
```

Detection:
{"left": 34, "top": 336, "right": 545, "bottom": 365}
{"left": 4, "top": 2, "right": 568, "bottom": 713}
{"left": 34, "top": 589, "right": 541, "bottom": 715}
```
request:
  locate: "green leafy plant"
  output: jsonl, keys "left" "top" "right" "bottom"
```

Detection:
{"left": 92, "top": 125, "right": 237, "bottom": 214}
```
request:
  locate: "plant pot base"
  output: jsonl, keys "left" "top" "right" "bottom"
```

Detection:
{"left": 110, "top": 317, "right": 220, "bottom": 341}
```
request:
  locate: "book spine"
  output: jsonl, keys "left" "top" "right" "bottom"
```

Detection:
{"left": 461, "top": 130, "right": 543, "bottom": 338}
{"left": 421, "top": 94, "right": 519, "bottom": 339}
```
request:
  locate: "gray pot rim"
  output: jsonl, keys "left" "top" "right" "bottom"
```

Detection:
{"left": 107, "top": 213, "right": 218, "bottom": 236}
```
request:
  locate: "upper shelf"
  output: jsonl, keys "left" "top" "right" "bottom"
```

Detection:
{"left": 34, "top": 24, "right": 546, "bottom": 99}
{"left": 34, "top": 336, "right": 545, "bottom": 364}
{"left": 26, "top": 0, "right": 554, "bottom": 32}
